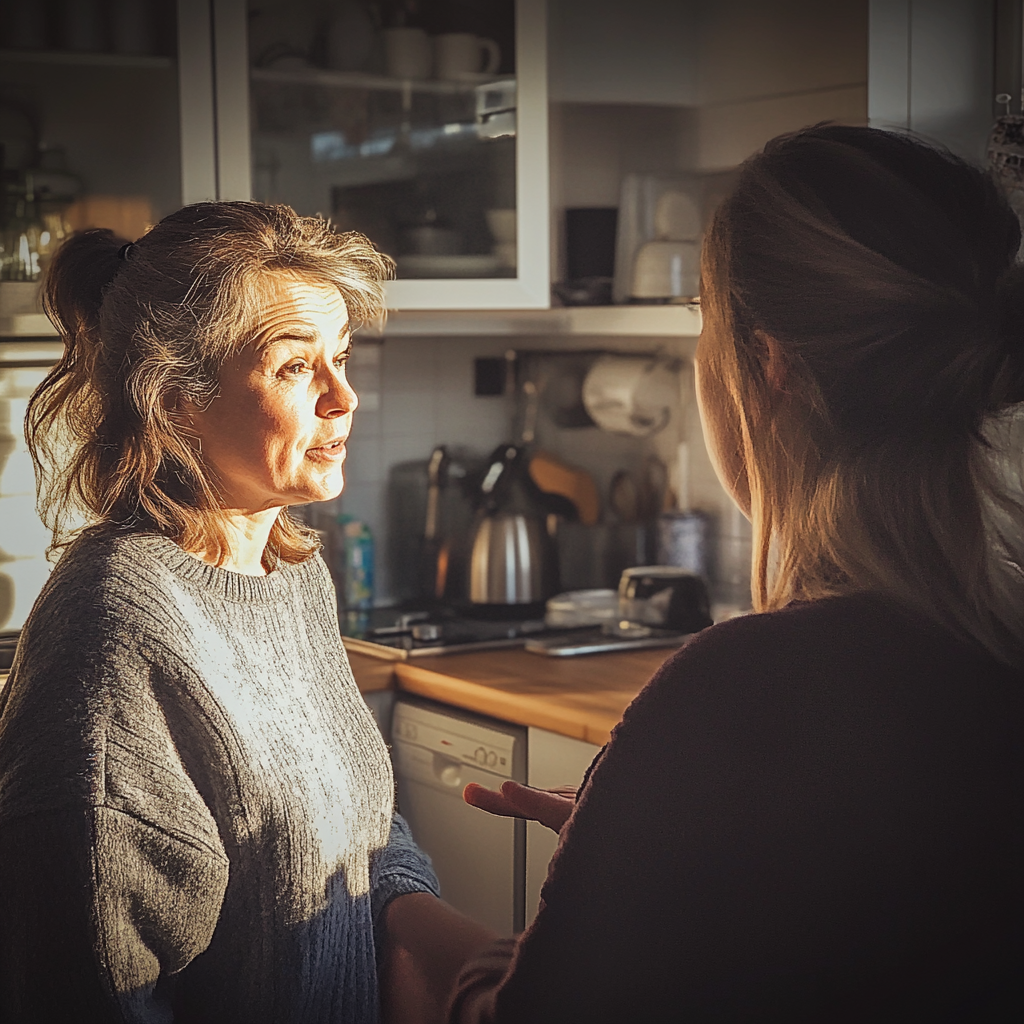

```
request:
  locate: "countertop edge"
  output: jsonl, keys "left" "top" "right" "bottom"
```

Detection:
{"left": 392, "top": 662, "right": 618, "bottom": 745}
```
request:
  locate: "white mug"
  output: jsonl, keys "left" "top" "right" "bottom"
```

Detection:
{"left": 383, "top": 27, "right": 432, "bottom": 79}
{"left": 433, "top": 33, "right": 500, "bottom": 81}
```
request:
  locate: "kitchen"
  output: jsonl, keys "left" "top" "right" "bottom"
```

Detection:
{"left": 0, "top": 0, "right": 1010, "bottom": 949}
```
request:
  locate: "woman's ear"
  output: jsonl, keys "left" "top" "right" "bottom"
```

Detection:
{"left": 753, "top": 330, "right": 791, "bottom": 393}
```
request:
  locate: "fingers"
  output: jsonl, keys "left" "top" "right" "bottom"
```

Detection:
{"left": 462, "top": 782, "right": 523, "bottom": 818}
{"left": 463, "top": 782, "right": 577, "bottom": 833}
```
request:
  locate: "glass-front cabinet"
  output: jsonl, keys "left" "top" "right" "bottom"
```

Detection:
{"left": 0, "top": 0, "right": 549, "bottom": 316}
{"left": 213, "top": 0, "right": 549, "bottom": 308}
{"left": 0, "top": 1, "right": 185, "bottom": 291}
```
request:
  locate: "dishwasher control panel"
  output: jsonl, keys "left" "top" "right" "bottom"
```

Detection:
{"left": 392, "top": 700, "right": 518, "bottom": 778}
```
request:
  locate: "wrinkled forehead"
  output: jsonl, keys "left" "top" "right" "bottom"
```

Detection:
{"left": 229, "top": 270, "right": 349, "bottom": 351}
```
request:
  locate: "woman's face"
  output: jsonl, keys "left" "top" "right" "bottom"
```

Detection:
{"left": 695, "top": 319, "right": 752, "bottom": 518}
{"left": 188, "top": 274, "right": 357, "bottom": 512}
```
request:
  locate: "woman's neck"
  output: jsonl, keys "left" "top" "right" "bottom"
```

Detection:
{"left": 189, "top": 507, "right": 283, "bottom": 576}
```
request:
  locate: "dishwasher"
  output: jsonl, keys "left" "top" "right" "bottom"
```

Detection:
{"left": 391, "top": 696, "right": 526, "bottom": 936}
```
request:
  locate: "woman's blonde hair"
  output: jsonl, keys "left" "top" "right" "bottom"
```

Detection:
{"left": 701, "top": 125, "right": 1024, "bottom": 666}
{"left": 27, "top": 201, "right": 393, "bottom": 568}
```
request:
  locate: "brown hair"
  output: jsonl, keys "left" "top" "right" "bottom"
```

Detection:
{"left": 28, "top": 201, "right": 393, "bottom": 568}
{"left": 701, "top": 124, "right": 1024, "bottom": 666}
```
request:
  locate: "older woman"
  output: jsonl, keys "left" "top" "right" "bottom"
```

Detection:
{"left": 0, "top": 203, "right": 495, "bottom": 1023}
{"left": 455, "top": 126, "right": 1024, "bottom": 1021}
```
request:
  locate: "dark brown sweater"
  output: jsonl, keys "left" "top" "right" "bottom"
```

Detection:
{"left": 450, "top": 595, "right": 1024, "bottom": 1023}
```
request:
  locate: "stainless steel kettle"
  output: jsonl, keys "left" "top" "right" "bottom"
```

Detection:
{"left": 466, "top": 444, "right": 562, "bottom": 609}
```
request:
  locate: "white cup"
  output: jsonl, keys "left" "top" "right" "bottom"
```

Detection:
{"left": 433, "top": 33, "right": 500, "bottom": 80}
{"left": 383, "top": 27, "right": 432, "bottom": 79}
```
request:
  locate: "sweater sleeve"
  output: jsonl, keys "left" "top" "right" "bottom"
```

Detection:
{"left": 0, "top": 805, "right": 229, "bottom": 1023}
{"left": 370, "top": 812, "right": 441, "bottom": 940}
{"left": 0, "top": 598, "right": 231, "bottom": 1021}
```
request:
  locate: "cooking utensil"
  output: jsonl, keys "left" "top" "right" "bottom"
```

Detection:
{"left": 609, "top": 470, "right": 640, "bottom": 524}
{"left": 419, "top": 445, "right": 449, "bottom": 599}
{"left": 529, "top": 451, "right": 601, "bottom": 526}
{"left": 637, "top": 455, "right": 668, "bottom": 521}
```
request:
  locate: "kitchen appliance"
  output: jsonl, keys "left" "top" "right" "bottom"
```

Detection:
{"left": 386, "top": 449, "right": 479, "bottom": 607}
{"left": 613, "top": 174, "right": 703, "bottom": 304}
{"left": 523, "top": 566, "right": 712, "bottom": 657}
{"left": 617, "top": 566, "right": 712, "bottom": 632}
{"left": 466, "top": 444, "right": 563, "bottom": 613}
{"left": 341, "top": 607, "right": 556, "bottom": 659}
{"left": 391, "top": 696, "right": 526, "bottom": 935}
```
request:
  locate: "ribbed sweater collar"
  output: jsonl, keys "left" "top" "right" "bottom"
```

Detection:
{"left": 130, "top": 533, "right": 311, "bottom": 603}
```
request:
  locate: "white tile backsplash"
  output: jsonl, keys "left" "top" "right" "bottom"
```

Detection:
{"left": 336, "top": 332, "right": 743, "bottom": 608}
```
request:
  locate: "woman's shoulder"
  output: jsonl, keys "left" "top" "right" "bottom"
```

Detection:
{"left": 42, "top": 528, "right": 183, "bottom": 607}
{"left": 623, "top": 593, "right": 1022, "bottom": 731}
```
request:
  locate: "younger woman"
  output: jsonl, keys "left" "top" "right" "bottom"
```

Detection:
{"left": 457, "top": 125, "right": 1024, "bottom": 1022}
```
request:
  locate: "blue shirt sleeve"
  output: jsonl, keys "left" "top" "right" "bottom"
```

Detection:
{"left": 370, "top": 811, "right": 441, "bottom": 949}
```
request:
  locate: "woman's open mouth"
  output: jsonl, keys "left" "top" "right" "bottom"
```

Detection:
{"left": 308, "top": 438, "right": 347, "bottom": 461}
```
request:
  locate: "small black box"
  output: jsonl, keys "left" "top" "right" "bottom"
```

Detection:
{"left": 474, "top": 357, "right": 506, "bottom": 396}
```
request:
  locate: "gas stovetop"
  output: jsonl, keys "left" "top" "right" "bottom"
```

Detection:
{"left": 341, "top": 608, "right": 554, "bottom": 658}
{"left": 340, "top": 608, "right": 692, "bottom": 659}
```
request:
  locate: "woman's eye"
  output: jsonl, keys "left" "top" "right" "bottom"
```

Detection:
{"left": 334, "top": 353, "right": 350, "bottom": 369}
{"left": 281, "top": 361, "right": 308, "bottom": 376}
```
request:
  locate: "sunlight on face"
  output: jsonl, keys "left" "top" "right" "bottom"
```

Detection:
{"left": 189, "top": 274, "right": 357, "bottom": 513}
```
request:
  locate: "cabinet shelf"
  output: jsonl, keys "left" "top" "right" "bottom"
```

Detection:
{"left": 251, "top": 66, "right": 508, "bottom": 96}
{"left": 0, "top": 49, "right": 174, "bottom": 70}
{"left": 369, "top": 304, "right": 702, "bottom": 338}
{"left": 2, "top": 306, "right": 701, "bottom": 340}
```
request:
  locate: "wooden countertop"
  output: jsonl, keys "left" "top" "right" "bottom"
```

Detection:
{"left": 348, "top": 646, "right": 675, "bottom": 746}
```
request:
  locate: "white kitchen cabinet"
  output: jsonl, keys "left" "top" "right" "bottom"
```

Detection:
{"left": 525, "top": 725, "right": 602, "bottom": 926}
{"left": 208, "top": 0, "right": 550, "bottom": 310}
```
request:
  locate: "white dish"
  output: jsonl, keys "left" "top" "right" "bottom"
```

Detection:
{"left": 397, "top": 254, "right": 502, "bottom": 278}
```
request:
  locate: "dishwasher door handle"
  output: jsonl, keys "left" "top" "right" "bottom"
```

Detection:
{"left": 435, "top": 754, "right": 462, "bottom": 788}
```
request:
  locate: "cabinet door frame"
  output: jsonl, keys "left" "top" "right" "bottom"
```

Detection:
{"left": 208, "top": 0, "right": 550, "bottom": 310}
{"left": 177, "top": 0, "right": 218, "bottom": 204}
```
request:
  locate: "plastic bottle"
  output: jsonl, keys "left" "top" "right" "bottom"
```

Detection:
{"left": 339, "top": 517, "right": 374, "bottom": 609}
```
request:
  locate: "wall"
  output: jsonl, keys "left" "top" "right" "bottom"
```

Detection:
{"left": 868, "top": 0, "right": 995, "bottom": 162}
{"left": 338, "top": 334, "right": 516, "bottom": 603}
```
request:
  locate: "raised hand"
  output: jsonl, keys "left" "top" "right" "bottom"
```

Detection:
{"left": 463, "top": 780, "right": 577, "bottom": 834}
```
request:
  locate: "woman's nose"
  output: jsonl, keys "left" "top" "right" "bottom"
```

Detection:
{"left": 318, "top": 365, "right": 358, "bottom": 417}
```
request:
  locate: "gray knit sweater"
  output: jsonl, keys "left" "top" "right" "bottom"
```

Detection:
{"left": 0, "top": 529, "right": 439, "bottom": 1023}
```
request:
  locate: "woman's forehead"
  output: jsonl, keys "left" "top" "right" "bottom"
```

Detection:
{"left": 253, "top": 271, "right": 346, "bottom": 315}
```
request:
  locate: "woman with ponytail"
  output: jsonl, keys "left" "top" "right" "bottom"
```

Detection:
{"left": 454, "top": 126, "right": 1024, "bottom": 1022}
{"left": 0, "top": 203, "right": 496, "bottom": 1023}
